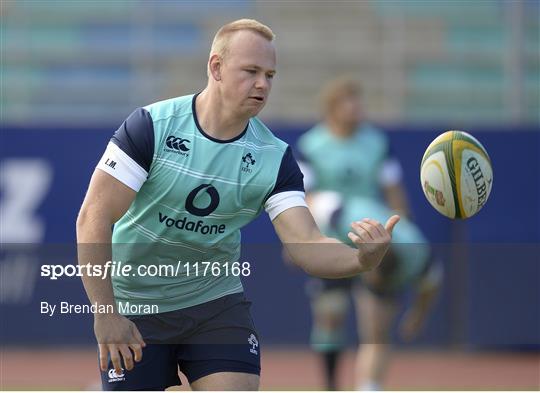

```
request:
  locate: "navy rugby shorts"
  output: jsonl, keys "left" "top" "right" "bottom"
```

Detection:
{"left": 100, "top": 293, "right": 260, "bottom": 390}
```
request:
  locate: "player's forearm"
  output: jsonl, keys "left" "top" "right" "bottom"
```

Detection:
{"left": 76, "top": 210, "right": 118, "bottom": 312}
{"left": 274, "top": 208, "right": 395, "bottom": 278}
{"left": 286, "top": 237, "right": 366, "bottom": 278}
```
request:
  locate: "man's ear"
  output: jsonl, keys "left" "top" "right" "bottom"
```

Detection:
{"left": 209, "top": 54, "right": 222, "bottom": 81}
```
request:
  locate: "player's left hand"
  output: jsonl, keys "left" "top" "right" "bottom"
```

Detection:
{"left": 348, "top": 215, "right": 400, "bottom": 272}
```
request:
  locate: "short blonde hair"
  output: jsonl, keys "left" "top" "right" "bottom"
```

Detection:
{"left": 210, "top": 18, "right": 275, "bottom": 59}
{"left": 320, "top": 76, "right": 362, "bottom": 116}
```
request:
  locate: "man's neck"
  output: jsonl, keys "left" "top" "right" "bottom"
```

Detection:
{"left": 195, "top": 89, "right": 249, "bottom": 140}
{"left": 327, "top": 119, "right": 356, "bottom": 139}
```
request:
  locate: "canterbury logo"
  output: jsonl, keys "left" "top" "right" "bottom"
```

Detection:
{"left": 107, "top": 368, "right": 125, "bottom": 382}
{"left": 166, "top": 136, "right": 190, "bottom": 152}
{"left": 108, "top": 369, "right": 125, "bottom": 379}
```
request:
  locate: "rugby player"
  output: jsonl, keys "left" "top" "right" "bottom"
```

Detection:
{"left": 77, "top": 20, "right": 399, "bottom": 391}
{"left": 298, "top": 77, "right": 442, "bottom": 390}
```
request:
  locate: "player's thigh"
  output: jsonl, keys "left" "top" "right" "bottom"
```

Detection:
{"left": 354, "top": 287, "right": 398, "bottom": 342}
{"left": 176, "top": 294, "right": 261, "bottom": 386}
{"left": 190, "top": 371, "right": 259, "bottom": 391}
{"left": 308, "top": 279, "right": 351, "bottom": 328}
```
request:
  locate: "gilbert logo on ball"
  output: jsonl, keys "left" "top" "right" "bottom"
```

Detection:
{"left": 420, "top": 131, "right": 493, "bottom": 219}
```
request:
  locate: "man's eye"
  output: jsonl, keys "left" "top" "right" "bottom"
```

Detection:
{"left": 246, "top": 69, "right": 256, "bottom": 74}
{"left": 267, "top": 74, "right": 275, "bottom": 79}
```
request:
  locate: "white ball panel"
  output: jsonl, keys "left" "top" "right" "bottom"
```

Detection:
{"left": 460, "top": 149, "right": 494, "bottom": 218}
{"left": 420, "top": 150, "right": 456, "bottom": 218}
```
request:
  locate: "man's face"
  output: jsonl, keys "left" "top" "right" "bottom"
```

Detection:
{"left": 331, "top": 92, "right": 363, "bottom": 131}
{"left": 218, "top": 31, "right": 276, "bottom": 118}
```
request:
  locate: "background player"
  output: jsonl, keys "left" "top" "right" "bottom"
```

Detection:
{"left": 77, "top": 21, "right": 399, "bottom": 391}
{"left": 297, "top": 77, "right": 442, "bottom": 390}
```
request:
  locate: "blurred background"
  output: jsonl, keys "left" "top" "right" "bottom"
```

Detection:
{"left": 1, "top": 0, "right": 539, "bottom": 390}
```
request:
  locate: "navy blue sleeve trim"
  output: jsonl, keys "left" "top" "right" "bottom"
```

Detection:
{"left": 266, "top": 146, "right": 305, "bottom": 201}
{"left": 111, "top": 108, "right": 155, "bottom": 172}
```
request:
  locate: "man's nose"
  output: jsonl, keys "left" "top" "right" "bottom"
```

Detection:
{"left": 254, "top": 74, "right": 269, "bottom": 90}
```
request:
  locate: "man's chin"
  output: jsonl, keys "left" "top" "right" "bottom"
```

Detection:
{"left": 243, "top": 105, "right": 265, "bottom": 118}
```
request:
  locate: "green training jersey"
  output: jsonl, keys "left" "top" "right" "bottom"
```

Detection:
{"left": 297, "top": 123, "right": 394, "bottom": 200}
{"left": 96, "top": 93, "right": 305, "bottom": 314}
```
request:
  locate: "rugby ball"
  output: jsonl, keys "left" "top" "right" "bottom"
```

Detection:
{"left": 420, "top": 131, "right": 493, "bottom": 219}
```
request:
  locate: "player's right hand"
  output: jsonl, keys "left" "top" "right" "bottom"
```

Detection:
{"left": 348, "top": 215, "right": 400, "bottom": 272}
{"left": 94, "top": 313, "right": 146, "bottom": 374}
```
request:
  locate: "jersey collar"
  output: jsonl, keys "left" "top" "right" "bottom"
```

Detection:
{"left": 192, "top": 93, "right": 249, "bottom": 144}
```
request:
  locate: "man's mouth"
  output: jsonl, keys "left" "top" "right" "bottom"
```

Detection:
{"left": 249, "top": 96, "right": 264, "bottom": 102}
